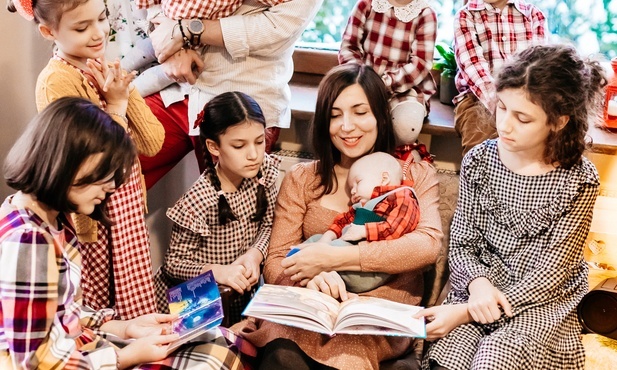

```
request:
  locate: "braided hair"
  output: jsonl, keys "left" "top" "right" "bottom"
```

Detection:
{"left": 196, "top": 91, "right": 268, "bottom": 225}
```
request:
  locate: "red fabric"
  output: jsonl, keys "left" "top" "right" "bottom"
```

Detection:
{"left": 140, "top": 93, "right": 206, "bottom": 189}
{"left": 80, "top": 163, "right": 157, "bottom": 319}
{"left": 393, "top": 142, "right": 434, "bottom": 163}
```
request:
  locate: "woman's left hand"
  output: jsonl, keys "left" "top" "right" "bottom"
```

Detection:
{"left": 282, "top": 243, "right": 337, "bottom": 282}
{"left": 305, "top": 271, "right": 355, "bottom": 301}
{"left": 124, "top": 313, "right": 177, "bottom": 339}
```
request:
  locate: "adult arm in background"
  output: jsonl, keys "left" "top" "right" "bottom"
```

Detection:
{"left": 266, "top": 161, "right": 442, "bottom": 286}
{"left": 149, "top": 0, "right": 323, "bottom": 79}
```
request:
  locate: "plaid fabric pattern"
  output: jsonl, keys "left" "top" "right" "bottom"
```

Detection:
{"left": 328, "top": 180, "right": 420, "bottom": 241}
{"left": 0, "top": 198, "right": 249, "bottom": 370}
{"left": 339, "top": 0, "right": 437, "bottom": 105}
{"left": 0, "top": 201, "right": 117, "bottom": 369}
{"left": 154, "top": 155, "right": 280, "bottom": 320}
{"left": 135, "top": 0, "right": 285, "bottom": 20}
{"left": 80, "top": 162, "right": 157, "bottom": 320}
{"left": 453, "top": 0, "right": 547, "bottom": 109}
{"left": 424, "top": 140, "right": 599, "bottom": 369}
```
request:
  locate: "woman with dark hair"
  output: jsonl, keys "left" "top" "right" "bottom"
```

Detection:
{"left": 0, "top": 97, "right": 255, "bottom": 369}
{"left": 153, "top": 91, "right": 280, "bottom": 325}
{"left": 238, "top": 63, "right": 443, "bottom": 369}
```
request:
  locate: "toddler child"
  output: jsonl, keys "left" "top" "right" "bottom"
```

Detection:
{"left": 338, "top": 0, "right": 437, "bottom": 138}
{"left": 453, "top": 0, "right": 547, "bottom": 155}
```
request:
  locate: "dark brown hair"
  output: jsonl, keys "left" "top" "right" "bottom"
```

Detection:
{"left": 311, "top": 63, "right": 395, "bottom": 195}
{"left": 495, "top": 44, "right": 607, "bottom": 169}
{"left": 4, "top": 97, "right": 136, "bottom": 225}
{"left": 196, "top": 91, "right": 268, "bottom": 225}
{"left": 7, "top": 0, "right": 88, "bottom": 27}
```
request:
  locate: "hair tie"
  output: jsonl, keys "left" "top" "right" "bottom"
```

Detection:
{"left": 217, "top": 190, "right": 225, "bottom": 196}
{"left": 14, "top": 0, "right": 34, "bottom": 21}
{"left": 256, "top": 177, "right": 266, "bottom": 186}
{"left": 193, "top": 110, "right": 205, "bottom": 129}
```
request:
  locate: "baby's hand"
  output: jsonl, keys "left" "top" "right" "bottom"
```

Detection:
{"left": 340, "top": 224, "right": 366, "bottom": 242}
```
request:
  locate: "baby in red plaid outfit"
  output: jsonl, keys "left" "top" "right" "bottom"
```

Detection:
{"left": 339, "top": 0, "right": 437, "bottom": 147}
{"left": 453, "top": 0, "right": 547, "bottom": 155}
{"left": 294, "top": 152, "right": 420, "bottom": 293}
{"left": 122, "top": 0, "right": 288, "bottom": 97}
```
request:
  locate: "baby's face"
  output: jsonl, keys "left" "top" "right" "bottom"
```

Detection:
{"left": 347, "top": 167, "right": 382, "bottom": 204}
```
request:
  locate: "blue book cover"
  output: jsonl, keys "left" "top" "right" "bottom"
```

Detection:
{"left": 165, "top": 270, "right": 224, "bottom": 353}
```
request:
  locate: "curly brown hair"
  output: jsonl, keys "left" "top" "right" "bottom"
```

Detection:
{"left": 495, "top": 44, "right": 607, "bottom": 169}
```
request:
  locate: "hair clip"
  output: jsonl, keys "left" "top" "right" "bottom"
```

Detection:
{"left": 193, "top": 110, "right": 205, "bottom": 129}
{"left": 217, "top": 190, "right": 225, "bottom": 196}
{"left": 14, "top": 0, "right": 34, "bottom": 21}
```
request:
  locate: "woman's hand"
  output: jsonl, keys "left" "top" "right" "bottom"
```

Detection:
{"left": 414, "top": 303, "right": 472, "bottom": 341}
{"left": 281, "top": 243, "right": 339, "bottom": 282}
{"left": 160, "top": 49, "right": 205, "bottom": 85}
{"left": 149, "top": 16, "right": 185, "bottom": 63}
{"left": 305, "top": 271, "right": 355, "bottom": 301}
{"left": 124, "top": 313, "right": 176, "bottom": 339}
{"left": 210, "top": 264, "right": 251, "bottom": 294}
{"left": 233, "top": 249, "right": 263, "bottom": 286}
{"left": 467, "top": 277, "right": 513, "bottom": 324}
{"left": 117, "top": 333, "right": 179, "bottom": 369}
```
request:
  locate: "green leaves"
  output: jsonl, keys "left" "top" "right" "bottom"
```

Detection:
{"left": 433, "top": 42, "right": 457, "bottom": 78}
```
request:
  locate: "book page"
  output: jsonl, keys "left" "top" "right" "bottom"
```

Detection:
{"left": 333, "top": 296, "right": 426, "bottom": 338}
{"left": 242, "top": 284, "right": 341, "bottom": 333}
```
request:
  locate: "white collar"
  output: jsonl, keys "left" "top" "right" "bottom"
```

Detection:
{"left": 371, "top": 0, "right": 430, "bottom": 22}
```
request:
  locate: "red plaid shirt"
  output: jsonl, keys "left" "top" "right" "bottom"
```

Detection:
{"left": 135, "top": 0, "right": 285, "bottom": 20}
{"left": 454, "top": 0, "right": 547, "bottom": 109}
{"left": 339, "top": 0, "right": 437, "bottom": 105}
{"left": 328, "top": 180, "right": 420, "bottom": 242}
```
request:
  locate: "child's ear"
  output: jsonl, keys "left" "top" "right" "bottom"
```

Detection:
{"left": 556, "top": 115, "right": 569, "bottom": 131}
{"left": 205, "top": 139, "right": 220, "bottom": 157}
{"left": 381, "top": 171, "right": 391, "bottom": 186}
{"left": 38, "top": 24, "right": 55, "bottom": 41}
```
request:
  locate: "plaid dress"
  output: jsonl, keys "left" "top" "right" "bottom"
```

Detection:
{"left": 0, "top": 197, "right": 250, "bottom": 370}
{"left": 134, "top": 0, "right": 285, "bottom": 20}
{"left": 154, "top": 154, "right": 280, "bottom": 323}
{"left": 424, "top": 140, "right": 599, "bottom": 369}
{"left": 339, "top": 0, "right": 437, "bottom": 106}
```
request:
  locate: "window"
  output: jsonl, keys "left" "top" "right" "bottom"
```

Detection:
{"left": 299, "top": 0, "right": 617, "bottom": 59}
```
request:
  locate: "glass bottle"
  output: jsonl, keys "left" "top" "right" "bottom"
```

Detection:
{"left": 603, "top": 57, "right": 617, "bottom": 130}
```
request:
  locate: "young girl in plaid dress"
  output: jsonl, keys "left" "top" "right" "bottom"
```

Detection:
{"left": 1, "top": 97, "right": 250, "bottom": 370}
{"left": 9, "top": 0, "right": 163, "bottom": 320}
{"left": 154, "top": 91, "right": 280, "bottom": 325}
{"left": 418, "top": 44, "right": 606, "bottom": 369}
{"left": 338, "top": 0, "right": 437, "bottom": 142}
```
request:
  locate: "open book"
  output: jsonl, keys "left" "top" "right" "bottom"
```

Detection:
{"left": 165, "top": 270, "right": 224, "bottom": 354}
{"left": 242, "top": 284, "right": 426, "bottom": 338}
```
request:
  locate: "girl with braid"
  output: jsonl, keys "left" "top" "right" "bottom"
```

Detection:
{"left": 154, "top": 91, "right": 281, "bottom": 324}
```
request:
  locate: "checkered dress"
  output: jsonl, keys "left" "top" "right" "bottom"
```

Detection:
{"left": 424, "top": 140, "right": 599, "bottom": 369}
{"left": 80, "top": 162, "right": 157, "bottom": 320}
{"left": 339, "top": 0, "right": 437, "bottom": 106}
{"left": 454, "top": 0, "right": 547, "bottom": 109}
{"left": 154, "top": 154, "right": 280, "bottom": 323}
{"left": 135, "top": 0, "right": 285, "bottom": 20}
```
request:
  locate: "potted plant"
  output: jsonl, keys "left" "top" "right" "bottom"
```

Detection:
{"left": 433, "top": 42, "right": 458, "bottom": 106}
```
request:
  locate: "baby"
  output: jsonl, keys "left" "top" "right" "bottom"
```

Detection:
{"left": 292, "top": 152, "right": 420, "bottom": 293}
